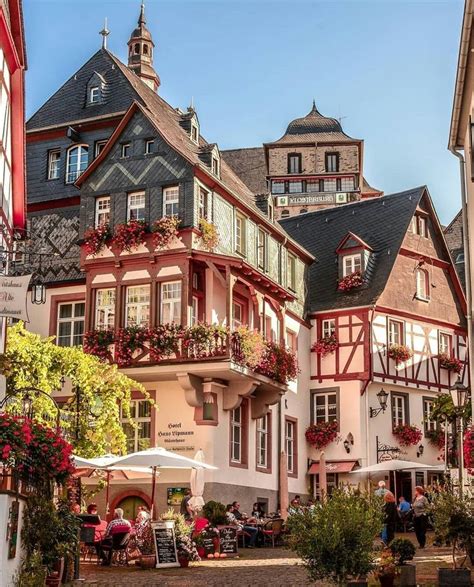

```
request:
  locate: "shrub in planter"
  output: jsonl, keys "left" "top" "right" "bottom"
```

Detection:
{"left": 387, "top": 344, "right": 413, "bottom": 364}
{"left": 392, "top": 424, "right": 422, "bottom": 447}
{"left": 337, "top": 271, "right": 364, "bottom": 292}
{"left": 83, "top": 329, "right": 114, "bottom": 361}
{"left": 199, "top": 218, "right": 219, "bottom": 251}
{"left": 113, "top": 219, "right": 147, "bottom": 252}
{"left": 312, "top": 334, "right": 339, "bottom": 357}
{"left": 152, "top": 216, "right": 181, "bottom": 250}
{"left": 305, "top": 421, "right": 339, "bottom": 450}
{"left": 83, "top": 224, "right": 110, "bottom": 256}
{"left": 286, "top": 488, "right": 383, "bottom": 585}
{"left": 202, "top": 501, "right": 227, "bottom": 526}
{"left": 438, "top": 353, "right": 463, "bottom": 374}
{"left": 390, "top": 538, "right": 416, "bottom": 586}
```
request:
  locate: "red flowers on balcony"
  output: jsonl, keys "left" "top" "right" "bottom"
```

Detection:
{"left": 83, "top": 329, "right": 114, "bottom": 361}
{"left": 254, "top": 341, "right": 299, "bottom": 385}
{"left": 115, "top": 326, "right": 149, "bottom": 367}
{"left": 113, "top": 220, "right": 147, "bottom": 252}
{"left": 305, "top": 421, "right": 339, "bottom": 450}
{"left": 392, "top": 424, "right": 423, "bottom": 447}
{"left": 152, "top": 216, "right": 181, "bottom": 250}
{"left": 337, "top": 271, "right": 364, "bottom": 292}
{"left": 387, "top": 344, "right": 413, "bottom": 365}
{"left": 464, "top": 427, "right": 474, "bottom": 475}
{"left": 312, "top": 334, "right": 339, "bottom": 357}
{"left": 84, "top": 224, "right": 110, "bottom": 256}
{"left": 438, "top": 353, "right": 463, "bottom": 374}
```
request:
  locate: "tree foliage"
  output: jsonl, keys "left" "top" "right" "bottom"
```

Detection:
{"left": 0, "top": 323, "right": 150, "bottom": 457}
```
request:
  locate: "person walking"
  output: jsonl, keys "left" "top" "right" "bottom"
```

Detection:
{"left": 412, "top": 486, "right": 429, "bottom": 548}
{"left": 382, "top": 491, "right": 398, "bottom": 545}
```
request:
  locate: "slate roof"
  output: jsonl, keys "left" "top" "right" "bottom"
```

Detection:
{"left": 444, "top": 209, "right": 466, "bottom": 290}
{"left": 222, "top": 147, "right": 268, "bottom": 196}
{"left": 279, "top": 187, "right": 425, "bottom": 313}
{"left": 268, "top": 102, "right": 360, "bottom": 145}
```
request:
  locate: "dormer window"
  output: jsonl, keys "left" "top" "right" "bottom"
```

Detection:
{"left": 410, "top": 215, "right": 427, "bottom": 237}
{"left": 121, "top": 143, "right": 131, "bottom": 158}
{"left": 343, "top": 254, "right": 362, "bottom": 277}
{"left": 191, "top": 123, "right": 199, "bottom": 144}
{"left": 90, "top": 87, "right": 100, "bottom": 104}
{"left": 288, "top": 153, "right": 301, "bottom": 174}
{"left": 212, "top": 156, "right": 220, "bottom": 177}
{"left": 336, "top": 232, "right": 372, "bottom": 279}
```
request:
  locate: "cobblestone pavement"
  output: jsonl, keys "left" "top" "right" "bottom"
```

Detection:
{"left": 76, "top": 540, "right": 473, "bottom": 586}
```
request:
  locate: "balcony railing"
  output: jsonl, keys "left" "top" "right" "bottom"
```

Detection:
{"left": 83, "top": 324, "right": 298, "bottom": 386}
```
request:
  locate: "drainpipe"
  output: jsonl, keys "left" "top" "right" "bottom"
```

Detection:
{"left": 277, "top": 398, "right": 282, "bottom": 511}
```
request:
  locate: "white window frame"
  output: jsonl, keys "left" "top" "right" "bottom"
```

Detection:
{"left": 235, "top": 213, "right": 247, "bottom": 256}
{"left": 163, "top": 186, "right": 179, "bottom": 217}
{"left": 416, "top": 268, "right": 429, "bottom": 301}
{"left": 256, "top": 415, "right": 269, "bottom": 469}
{"left": 191, "top": 295, "right": 199, "bottom": 325}
{"left": 57, "top": 301, "right": 85, "bottom": 347}
{"left": 326, "top": 152, "right": 339, "bottom": 172}
{"left": 423, "top": 398, "right": 436, "bottom": 433}
{"left": 392, "top": 394, "right": 407, "bottom": 427}
{"left": 121, "top": 143, "right": 131, "bottom": 158}
{"left": 285, "top": 329, "right": 297, "bottom": 352}
{"left": 388, "top": 319, "right": 404, "bottom": 346}
{"left": 121, "top": 399, "right": 152, "bottom": 454}
{"left": 95, "top": 288, "right": 115, "bottom": 330}
{"left": 285, "top": 420, "right": 296, "bottom": 475}
{"left": 47, "top": 149, "right": 61, "bottom": 180}
{"left": 287, "top": 253, "right": 296, "bottom": 291}
{"left": 191, "top": 123, "right": 199, "bottom": 144}
{"left": 322, "top": 319, "right": 336, "bottom": 338}
{"left": 127, "top": 191, "right": 146, "bottom": 221}
{"left": 66, "top": 144, "right": 89, "bottom": 184}
{"left": 95, "top": 196, "right": 111, "bottom": 227}
{"left": 145, "top": 139, "right": 154, "bottom": 155}
{"left": 312, "top": 391, "right": 338, "bottom": 424}
{"left": 257, "top": 228, "right": 267, "bottom": 270}
{"left": 232, "top": 300, "right": 244, "bottom": 330}
{"left": 230, "top": 406, "right": 242, "bottom": 463}
{"left": 343, "top": 253, "right": 362, "bottom": 277}
{"left": 89, "top": 86, "right": 100, "bottom": 104}
{"left": 288, "top": 154, "right": 301, "bottom": 174}
{"left": 94, "top": 140, "right": 107, "bottom": 158}
{"left": 418, "top": 216, "right": 427, "bottom": 238}
{"left": 125, "top": 285, "right": 150, "bottom": 327}
{"left": 160, "top": 281, "right": 182, "bottom": 324}
{"left": 439, "top": 332, "right": 451, "bottom": 355}
{"left": 212, "top": 156, "right": 220, "bottom": 176}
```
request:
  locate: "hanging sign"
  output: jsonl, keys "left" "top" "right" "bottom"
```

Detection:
{"left": 0, "top": 275, "right": 32, "bottom": 321}
{"left": 152, "top": 520, "right": 179, "bottom": 568}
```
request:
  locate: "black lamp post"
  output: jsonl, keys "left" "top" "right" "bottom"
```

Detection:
{"left": 450, "top": 378, "right": 469, "bottom": 496}
{"left": 370, "top": 388, "right": 389, "bottom": 418}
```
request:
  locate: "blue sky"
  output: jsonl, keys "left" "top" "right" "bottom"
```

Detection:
{"left": 24, "top": 0, "right": 463, "bottom": 225}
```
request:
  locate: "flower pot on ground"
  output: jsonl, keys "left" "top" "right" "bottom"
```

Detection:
{"left": 374, "top": 550, "right": 398, "bottom": 587}
{"left": 139, "top": 554, "right": 156, "bottom": 568}
{"left": 160, "top": 509, "right": 200, "bottom": 564}
{"left": 438, "top": 568, "right": 471, "bottom": 587}
{"left": 136, "top": 520, "right": 156, "bottom": 567}
{"left": 179, "top": 557, "right": 190, "bottom": 568}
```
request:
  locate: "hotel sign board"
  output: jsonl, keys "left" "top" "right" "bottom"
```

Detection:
{"left": 288, "top": 194, "right": 336, "bottom": 206}
{"left": 0, "top": 275, "right": 31, "bottom": 321}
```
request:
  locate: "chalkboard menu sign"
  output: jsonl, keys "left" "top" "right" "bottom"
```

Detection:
{"left": 218, "top": 526, "right": 238, "bottom": 556}
{"left": 201, "top": 530, "right": 218, "bottom": 556}
{"left": 152, "top": 521, "right": 179, "bottom": 568}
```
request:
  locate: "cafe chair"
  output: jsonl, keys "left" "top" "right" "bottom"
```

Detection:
{"left": 79, "top": 526, "right": 96, "bottom": 562}
{"left": 100, "top": 532, "right": 131, "bottom": 566}
{"left": 262, "top": 519, "right": 283, "bottom": 548}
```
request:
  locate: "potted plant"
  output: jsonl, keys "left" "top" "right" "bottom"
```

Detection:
{"left": 305, "top": 420, "right": 339, "bottom": 450}
{"left": 113, "top": 219, "right": 148, "bottom": 252}
{"left": 255, "top": 341, "right": 299, "bottom": 384}
{"left": 431, "top": 486, "right": 473, "bottom": 586}
{"left": 387, "top": 344, "right": 413, "bottom": 364}
{"left": 83, "top": 224, "right": 110, "bottom": 256}
{"left": 159, "top": 509, "right": 200, "bottom": 568}
{"left": 337, "top": 271, "right": 364, "bottom": 292}
{"left": 392, "top": 424, "right": 422, "bottom": 447}
{"left": 463, "top": 426, "right": 474, "bottom": 475}
{"left": 425, "top": 427, "right": 446, "bottom": 450}
{"left": 312, "top": 334, "right": 339, "bottom": 357}
{"left": 285, "top": 487, "right": 383, "bottom": 586}
{"left": 390, "top": 538, "right": 416, "bottom": 586}
{"left": 114, "top": 326, "right": 148, "bottom": 366}
{"left": 202, "top": 501, "right": 227, "bottom": 527}
{"left": 137, "top": 520, "right": 156, "bottom": 568}
{"left": 438, "top": 353, "right": 463, "bottom": 374}
{"left": 374, "top": 549, "right": 398, "bottom": 587}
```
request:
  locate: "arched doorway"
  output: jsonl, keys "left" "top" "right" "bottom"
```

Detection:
{"left": 116, "top": 495, "right": 148, "bottom": 521}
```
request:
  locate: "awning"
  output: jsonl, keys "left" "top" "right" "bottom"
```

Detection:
{"left": 308, "top": 460, "right": 357, "bottom": 475}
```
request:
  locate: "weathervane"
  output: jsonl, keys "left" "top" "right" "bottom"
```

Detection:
{"left": 99, "top": 17, "right": 110, "bottom": 49}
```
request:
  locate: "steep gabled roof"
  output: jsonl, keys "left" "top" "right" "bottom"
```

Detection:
{"left": 336, "top": 232, "right": 373, "bottom": 253}
{"left": 280, "top": 187, "right": 426, "bottom": 313}
{"left": 222, "top": 147, "right": 268, "bottom": 196}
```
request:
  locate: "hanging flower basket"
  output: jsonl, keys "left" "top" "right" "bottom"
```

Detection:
{"left": 438, "top": 353, "right": 463, "bottom": 374}
{"left": 83, "top": 224, "right": 110, "bottom": 256}
{"left": 305, "top": 421, "right": 339, "bottom": 450}
{"left": 337, "top": 271, "right": 364, "bottom": 292}
{"left": 392, "top": 424, "right": 422, "bottom": 447}
{"left": 152, "top": 216, "right": 181, "bottom": 250}
{"left": 113, "top": 220, "right": 148, "bottom": 253}
{"left": 463, "top": 427, "right": 474, "bottom": 475}
{"left": 83, "top": 329, "right": 114, "bottom": 361}
{"left": 199, "top": 218, "right": 219, "bottom": 251}
{"left": 425, "top": 428, "right": 446, "bottom": 450}
{"left": 387, "top": 344, "right": 413, "bottom": 365}
{"left": 115, "top": 326, "right": 149, "bottom": 366}
{"left": 312, "top": 334, "right": 338, "bottom": 357}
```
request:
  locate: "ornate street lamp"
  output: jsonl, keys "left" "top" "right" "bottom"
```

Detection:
{"left": 0, "top": 386, "right": 60, "bottom": 428}
{"left": 449, "top": 378, "right": 469, "bottom": 496}
{"left": 31, "top": 279, "right": 46, "bottom": 305}
{"left": 369, "top": 388, "right": 389, "bottom": 418}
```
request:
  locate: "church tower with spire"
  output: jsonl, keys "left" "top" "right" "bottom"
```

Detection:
{"left": 127, "top": 3, "right": 160, "bottom": 92}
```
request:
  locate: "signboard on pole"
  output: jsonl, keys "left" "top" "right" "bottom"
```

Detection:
{"left": 0, "top": 275, "right": 31, "bottom": 321}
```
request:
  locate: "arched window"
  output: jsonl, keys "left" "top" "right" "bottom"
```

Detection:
{"left": 143, "top": 44, "right": 149, "bottom": 55}
{"left": 66, "top": 145, "right": 89, "bottom": 184}
{"left": 416, "top": 268, "right": 429, "bottom": 301}
{"left": 134, "top": 43, "right": 140, "bottom": 55}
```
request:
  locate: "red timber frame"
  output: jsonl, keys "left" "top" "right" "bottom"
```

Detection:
{"left": 311, "top": 309, "right": 370, "bottom": 382}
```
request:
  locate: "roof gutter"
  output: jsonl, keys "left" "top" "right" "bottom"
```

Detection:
{"left": 449, "top": 146, "right": 474, "bottom": 417}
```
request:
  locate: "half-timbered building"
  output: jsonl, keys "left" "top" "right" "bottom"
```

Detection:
{"left": 281, "top": 187, "right": 468, "bottom": 498}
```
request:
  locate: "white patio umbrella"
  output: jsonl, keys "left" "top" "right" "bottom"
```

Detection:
{"left": 110, "top": 447, "right": 217, "bottom": 518}
{"left": 188, "top": 449, "right": 206, "bottom": 512}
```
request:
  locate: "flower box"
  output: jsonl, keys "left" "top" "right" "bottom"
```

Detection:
{"left": 83, "top": 224, "right": 110, "bottom": 256}
{"left": 312, "top": 334, "right": 338, "bottom": 357}
{"left": 152, "top": 216, "right": 181, "bottom": 250}
{"left": 83, "top": 329, "right": 114, "bottom": 361}
{"left": 387, "top": 344, "right": 413, "bottom": 365}
{"left": 199, "top": 218, "right": 219, "bottom": 251}
{"left": 254, "top": 341, "right": 299, "bottom": 385}
{"left": 305, "top": 421, "right": 339, "bottom": 450}
{"left": 392, "top": 424, "right": 422, "bottom": 447}
{"left": 113, "top": 220, "right": 148, "bottom": 252}
{"left": 438, "top": 353, "right": 463, "bottom": 374}
{"left": 115, "top": 326, "right": 149, "bottom": 366}
{"left": 337, "top": 271, "right": 364, "bottom": 292}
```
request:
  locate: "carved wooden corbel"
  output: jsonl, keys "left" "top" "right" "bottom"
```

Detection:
{"left": 176, "top": 372, "right": 203, "bottom": 407}
{"left": 222, "top": 380, "right": 258, "bottom": 411}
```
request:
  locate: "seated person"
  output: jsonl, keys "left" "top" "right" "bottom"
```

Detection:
{"left": 226, "top": 504, "right": 258, "bottom": 548}
{"left": 398, "top": 496, "right": 411, "bottom": 515}
{"left": 251, "top": 502, "right": 265, "bottom": 520}
{"left": 135, "top": 505, "right": 151, "bottom": 524}
{"left": 98, "top": 508, "right": 132, "bottom": 565}
{"left": 232, "top": 501, "right": 256, "bottom": 524}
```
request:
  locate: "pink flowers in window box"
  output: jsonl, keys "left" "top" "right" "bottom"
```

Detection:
{"left": 337, "top": 271, "right": 364, "bottom": 292}
{"left": 312, "top": 334, "right": 339, "bottom": 357}
{"left": 438, "top": 353, "right": 463, "bottom": 374}
{"left": 305, "top": 421, "right": 339, "bottom": 450}
{"left": 387, "top": 344, "right": 413, "bottom": 365}
{"left": 392, "top": 424, "right": 422, "bottom": 447}
{"left": 113, "top": 219, "right": 147, "bottom": 252}
{"left": 152, "top": 216, "right": 181, "bottom": 250}
{"left": 83, "top": 224, "right": 110, "bottom": 256}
